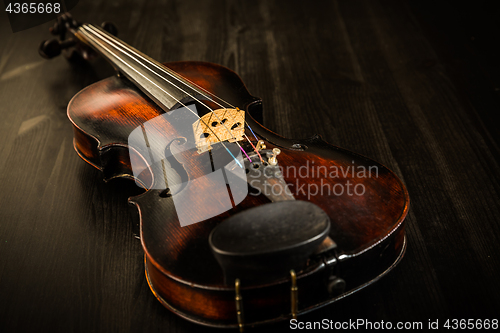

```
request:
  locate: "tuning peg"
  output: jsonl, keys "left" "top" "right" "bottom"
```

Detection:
{"left": 49, "top": 21, "right": 60, "bottom": 35}
{"left": 39, "top": 38, "right": 76, "bottom": 59}
{"left": 60, "top": 12, "right": 79, "bottom": 28}
{"left": 39, "top": 39, "right": 60, "bottom": 59}
{"left": 101, "top": 22, "right": 118, "bottom": 36}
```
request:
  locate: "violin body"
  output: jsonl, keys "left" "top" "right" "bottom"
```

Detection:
{"left": 67, "top": 60, "right": 409, "bottom": 327}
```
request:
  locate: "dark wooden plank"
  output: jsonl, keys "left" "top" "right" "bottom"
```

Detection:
{"left": 0, "top": 0, "right": 499, "bottom": 332}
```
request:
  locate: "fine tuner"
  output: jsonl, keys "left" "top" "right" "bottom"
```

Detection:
{"left": 267, "top": 148, "right": 281, "bottom": 166}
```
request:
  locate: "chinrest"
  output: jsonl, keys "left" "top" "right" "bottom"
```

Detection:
{"left": 209, "top": 200, "right": 331, "bottom": 285}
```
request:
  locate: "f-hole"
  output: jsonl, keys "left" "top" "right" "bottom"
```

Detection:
{"left": 159, "top": 137, "right": 189, "bottom": 197}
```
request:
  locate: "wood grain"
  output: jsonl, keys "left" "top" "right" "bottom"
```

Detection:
{"left": 0, "top": 0, "right": 499, "bottom": 332}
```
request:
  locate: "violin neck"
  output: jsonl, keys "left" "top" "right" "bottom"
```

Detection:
{"left": 74, "top": 23, "right": 204, "bottom": 112}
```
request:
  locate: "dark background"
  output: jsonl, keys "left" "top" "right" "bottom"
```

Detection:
{"left": 1, "top": 0, "right": 499, "bottom": 332}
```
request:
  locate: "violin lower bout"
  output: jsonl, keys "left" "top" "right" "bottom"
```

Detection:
{"left": 145, "top": 224, "right": 406, "bottom": 328}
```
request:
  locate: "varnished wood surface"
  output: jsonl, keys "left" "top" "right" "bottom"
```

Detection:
{"left": 1, "top": 0, "right": 499, "bottom": 332}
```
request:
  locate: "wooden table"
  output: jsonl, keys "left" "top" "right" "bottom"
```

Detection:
{"left": 1, "top": 0, "right": 499, "bottom": 331}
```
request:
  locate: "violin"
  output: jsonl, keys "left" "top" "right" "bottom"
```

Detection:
{"left": 40, "top": 14, "right": 409, "bottom": 330}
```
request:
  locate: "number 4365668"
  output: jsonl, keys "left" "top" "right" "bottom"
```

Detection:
{"left": 5, "top": 2, "right": 61, "bottom": 14}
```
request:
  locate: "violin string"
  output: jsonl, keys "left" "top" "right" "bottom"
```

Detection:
{"left": 85, "top": 25, "right": 256, "bottom": 163}
{"left": 84, "top": 25, "right": 254, "bottom": 163}
{"left": 243, "top": 133, "right": 263, "bottom": 162}
{"left": 80, "top": 26, "right": 243, "bottom": 168}
{"left": 84, "top": 24, "right": 262, "bottom": 160}
{"left": 85, "top": 24, "right": 259, "bottom": 143}
{"left": 88, "top": 25, "right": 261, "bottom": 163}
{"left": 237, "top": 108, "right": 263, "bottom": 162}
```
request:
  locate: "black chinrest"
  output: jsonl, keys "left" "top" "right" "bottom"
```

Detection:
{"left": 209, "top": 200, "right": 331, "bottom": 285}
